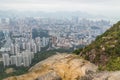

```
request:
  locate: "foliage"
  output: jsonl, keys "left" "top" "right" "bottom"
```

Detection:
{"left": 73, "top": 48, "right": 83, "bottom": 55}
{"left": 74, "top": 21, "right": 120, "bottom": 71}
{"left": 106, "top": 57, "right": 120, "bottom": 71}
{"left": 0, "top": 62, "right": 29, "bottom": 80}
{"left": 32, "top": 29, "right": 49, "bottom": 39}
{"left": 0, "top": 31, "right": 5, "bottom": 48}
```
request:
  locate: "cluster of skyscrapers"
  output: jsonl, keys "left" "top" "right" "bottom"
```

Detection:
{"left": 2, "top": 51, "right": 34, "bottom": 67}
{"left": 2, "top": 36, "right": 49, "bottom": 67}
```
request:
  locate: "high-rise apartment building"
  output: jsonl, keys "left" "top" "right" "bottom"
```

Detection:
{"left": 2, "top": 54, "right": 10, "bottom": 66}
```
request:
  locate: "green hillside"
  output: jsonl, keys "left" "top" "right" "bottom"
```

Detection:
{"left": 74, "top": 21, "right": 120, "bottom": 71}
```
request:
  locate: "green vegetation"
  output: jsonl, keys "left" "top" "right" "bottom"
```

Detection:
{"left": 73, "top": 48, "right": 83, "bottom": 55}
{"left": 0, "top": 31, "right": 5, "bottom": 48}
{"left": 0, "top": 31, "right": 4, "bottom": 40}
{"left": 0, "top": 62, "right": 29, "bottom": 80}
{"left": 32, "top": 29, "right": 49, "bottom": 39}
{"left": 74, "top": 21, "right": 120, "bottom": 71}
{"left": 106, "top": 57, "right": 120, "bottom": 71}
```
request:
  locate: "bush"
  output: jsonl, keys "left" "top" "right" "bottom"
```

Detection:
{"left": 106, "top": 57, "right": 120, "bottom": 71}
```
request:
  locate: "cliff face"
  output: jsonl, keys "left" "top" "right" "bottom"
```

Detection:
{"left": 4, "top": 53, "right": 97, "bottom": 80}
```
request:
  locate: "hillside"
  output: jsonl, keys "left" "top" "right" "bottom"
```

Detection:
{"left": 74, "top": 21, "right": 120, "bottom": 71}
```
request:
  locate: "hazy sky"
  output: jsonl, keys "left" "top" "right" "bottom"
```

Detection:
{"left": 0, "top": 0, "right": 120, "bottom": 18}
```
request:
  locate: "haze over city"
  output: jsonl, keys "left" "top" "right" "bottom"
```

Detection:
{"left": 0, "top": 0, "right": 120, "bottom": 21}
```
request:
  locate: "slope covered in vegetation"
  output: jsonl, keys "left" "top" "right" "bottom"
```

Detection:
{"left": 74, "top": 21, "right": 120, "bottom": 71}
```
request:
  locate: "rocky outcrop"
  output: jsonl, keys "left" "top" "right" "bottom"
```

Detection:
{"left": 3, "top": 53, "right": 120, "bottom": 80}
{"left": 36, "top": 71, "right": 61, "bottom": 80}
{"left": 92, "top": 71, "right": 120, "bottom": 80}
{"left": 4, "top": 53, "right": 97, "bottom": 80}
{"left": 78, "top": 71, "right": 120, "bottom": 80}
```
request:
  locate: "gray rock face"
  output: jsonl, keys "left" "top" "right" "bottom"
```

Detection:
{"left": 93, "top": 71, "right": 120, "bottom": 80}
{"left": 79, "top": 71, "right": 120, "bottom": 80}
{"left": 36, "top": 71, "right": 61, "bottom": 80}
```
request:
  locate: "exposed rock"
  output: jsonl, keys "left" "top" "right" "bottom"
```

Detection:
{"left": 3, "top": 53, "right": 120, "bottom": 80}
{"left": 79, "top": 71, "right": 120, "bottom": 80}
{"left": 36, "top": 71, "right": 61, "bottom": 80}
{"left": 4, "top": 53, "right": 97, "bottom": 80}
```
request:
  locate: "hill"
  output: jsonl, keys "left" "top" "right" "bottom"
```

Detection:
{"left": 74, "top": 21, "right": 120, "bottom": 71}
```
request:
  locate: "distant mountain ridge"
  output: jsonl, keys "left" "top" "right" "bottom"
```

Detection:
{"left": 0, "top": 10, "right": 106, "bottom": 19}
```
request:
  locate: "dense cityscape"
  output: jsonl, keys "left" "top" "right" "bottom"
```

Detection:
{"left": 0, "top": 17, "right": 111, "bottom": 67}
{"left": 0, "top": 0, "right": 120, "bottom": 79}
